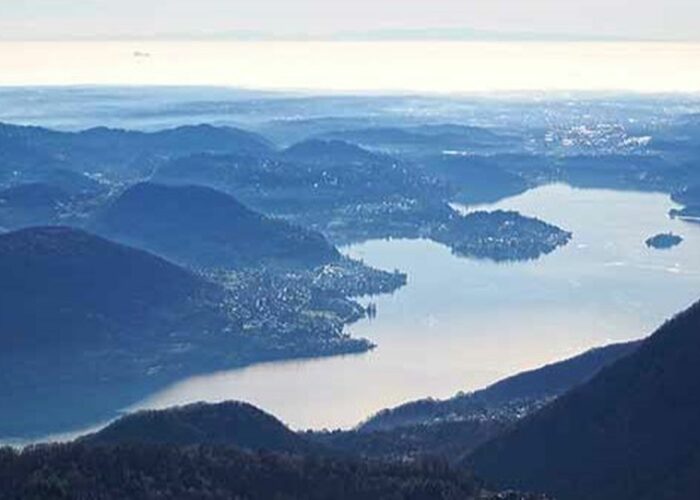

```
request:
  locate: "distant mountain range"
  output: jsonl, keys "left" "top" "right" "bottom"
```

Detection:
{"left": 7, "top": 26, "right": 659, "bottom": 42}
{"left": 280, "top": 139, "right": 389, "bottom": 165}
{"left": 0, "top": 121, "right": 574, "bottom": 262}
{"left": 0, "top": 122, "right": 272, "bottom": 178}
{"left": 317, "top": 125, "right": 512, "bottom": 156}
{"left": 153, "top": 140, "right": 439, "bottom": 214}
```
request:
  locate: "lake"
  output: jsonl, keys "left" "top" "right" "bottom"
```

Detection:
{"left": 130, "top": 184, "right": 700, "bottom": 430}
{"left": 1, "top": 41, "right": 699, "bottom": 93}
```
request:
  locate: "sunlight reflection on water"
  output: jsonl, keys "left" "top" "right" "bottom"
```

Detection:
{"left": 1, "top": 41, "right": 699, "bottom": 93}
{"left": 132, "top": 184, "right": 700, "bottom": 430}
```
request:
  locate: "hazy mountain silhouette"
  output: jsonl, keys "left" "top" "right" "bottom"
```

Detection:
{"left": 92, "top": 182, "right": 340, "bottom": 269}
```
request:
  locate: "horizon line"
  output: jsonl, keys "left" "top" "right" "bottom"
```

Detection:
{"left": 1, "top": 26, "right": 698, "bottom": 43}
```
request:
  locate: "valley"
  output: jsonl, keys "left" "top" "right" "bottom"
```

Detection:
{"left": 2, "top": 87, "right": 700, "bottom": 499}
{"left": 132, "top": 184, "right": 700, "bottom": 431}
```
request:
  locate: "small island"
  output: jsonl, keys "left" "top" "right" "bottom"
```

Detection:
{"left": 431, "top": 209, "right": 573, "bottom": 262}
{"left": 645, "top": 232, "right": 683, "bottom": 250}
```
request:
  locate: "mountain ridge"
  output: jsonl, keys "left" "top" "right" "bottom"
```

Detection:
{"left": 469, "top": 299, "right": 700, "bottom": 500}
{"left": 91, "top": 182, "right": 340, "bottom": 270}
{"left": 80, "top": 401, "right": 313, "bottom": 454}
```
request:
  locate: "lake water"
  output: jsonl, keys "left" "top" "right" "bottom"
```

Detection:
{"left": 1, "top": 41, "right": 700, "bottom": 93}
{"left": 131, "top": 184, "right": 700, "bottom": 430}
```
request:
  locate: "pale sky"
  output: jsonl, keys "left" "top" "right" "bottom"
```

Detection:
{"left": 1, "top": 0, "right": 699, "bottom": 41}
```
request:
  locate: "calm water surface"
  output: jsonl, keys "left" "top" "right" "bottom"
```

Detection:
{"left": 1, "top": 41, "right": 699, "bottom": 93}
{"left": 132, "top": 184, "right": 700, "bottom": 430}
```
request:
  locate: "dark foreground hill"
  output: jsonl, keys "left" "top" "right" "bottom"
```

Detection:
{"left": 81, "top": 401, "right": 312, "bottom": 454}
{"left": 0, "top": 226, "right": 225, "bottom": 354}
{"left": 469, "top": 299, "right": 700, "bottom": 500}
{"left": 0, "top": 227, "right": 376, "bottom": 439}
{"left": 0, "top": 442, "right": 544, "bottom": 500}
{"left": 92, "top": 183, "right": 340, "bottom": 269}
{"left": 0, "top": 226, "right": 237, "bottom": 436}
